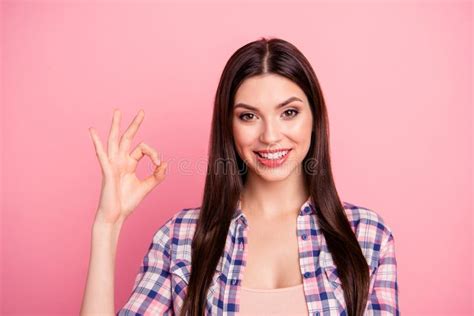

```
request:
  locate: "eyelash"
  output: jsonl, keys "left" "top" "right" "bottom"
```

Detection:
{"left": 238, "top": 109, "right": 299, "bottom": 121}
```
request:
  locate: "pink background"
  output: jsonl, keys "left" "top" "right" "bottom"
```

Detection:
{"left": 1, "top": 1, "right": 472, "bottom": 315}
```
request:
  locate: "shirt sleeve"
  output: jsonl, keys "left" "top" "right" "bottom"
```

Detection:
{"left": 365, "top": 232, "right": 400, "bottom": 315}
{"left": 116, "top": 217, "right": 174, "bottom": 316}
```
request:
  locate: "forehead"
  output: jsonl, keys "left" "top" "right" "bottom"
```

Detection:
{"left": 233, "top": 73, "right": 307, "bottom": 106}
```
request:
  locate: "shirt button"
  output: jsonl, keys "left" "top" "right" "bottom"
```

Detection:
{"left": 301, "top": 234, "right": 307, "bottom": 240}
{"left": 304, "top": 272, "right": 311, "bottom": 278}
{"left": 231, "top": 279, "right": 238, "bottom": 285}
{"left": 239, "top": 241, "right": 244, "bottom": 250}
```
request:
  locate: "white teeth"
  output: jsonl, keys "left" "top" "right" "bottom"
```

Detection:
{"left": 258, "top": 151, "right": 289, "bottom": 160}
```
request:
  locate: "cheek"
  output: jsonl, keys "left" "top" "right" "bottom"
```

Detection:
{"left": 232, "top": 124, "right": 256, "bottom": 149}
{"left": 232, "top": 128, "right": 255, "bottom": 162}
{"left": 287, "top": 117, "right": 313, "bottom": 142}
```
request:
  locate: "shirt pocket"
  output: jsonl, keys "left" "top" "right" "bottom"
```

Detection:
{"left": 170, "top": 259, "right": 220, "bottom": 314}
{"left": 322, "top": 263, "right": 377, "bottom": 311}
{"left": 171, "top": 259, "right": 192, "bottom": 284}
{"left": 170, "top": 259, "right": 192, "bottom": 314}
{"left": 170, "top": 259, "right": 220, "bottom": 289}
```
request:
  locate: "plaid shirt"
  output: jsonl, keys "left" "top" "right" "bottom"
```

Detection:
{"left": 117, "top": 197, "right": 399, "bottom": 315}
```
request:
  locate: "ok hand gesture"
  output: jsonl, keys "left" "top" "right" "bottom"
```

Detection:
{"left": 88, "top": 109, "right": 168, "bottom": 225}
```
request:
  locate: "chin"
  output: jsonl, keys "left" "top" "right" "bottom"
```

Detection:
{"left": 249, "top": 163, "right": 298, "bottom": 182}
{"left": 258, "top": 173, "right": 292, "bottom": 183}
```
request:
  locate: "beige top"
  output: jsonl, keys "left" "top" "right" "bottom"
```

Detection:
{"left": 238, "top": 283, "right": 309, "bottom": 315}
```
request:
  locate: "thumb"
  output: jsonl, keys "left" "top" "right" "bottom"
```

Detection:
{"left": 142, "top": 161, "right": 168, "bottom": 192}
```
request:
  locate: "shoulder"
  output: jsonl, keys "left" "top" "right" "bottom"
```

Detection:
{"left": 342, "top": 201, "right": 394, "bottom": 236}
{"left": 341, "top": 201, "right": 395, "bottom": 270}
{"left": 154, "top": 206, "right": 201, "bottom": 234}
{"left": 151, "top": 206, "right": 201, "bottom": 262}
{"left": 169, "top": 206, "right": 201, "bottom": 226}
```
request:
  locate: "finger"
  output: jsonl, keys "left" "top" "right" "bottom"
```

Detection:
{"left": 130, "top": 142, "right": 161, "bottom": 166}
{"left": 142, "top": 161, "right": 168, "bottom": 193}
{"left": 89, "top": 127, "right": 110, "bottom": 171}
{"left": 107, "top": 109, "right": 121, "bottom": 158}
{"left": 119, "top": 109, "right": 145, "bottom": 154}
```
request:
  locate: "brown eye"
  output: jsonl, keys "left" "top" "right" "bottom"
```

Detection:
{"left": 239, "top": 113, "right": 256, "bottom": 121}
{"left": 283, "top": 109, "right": 299, "bottom": 118}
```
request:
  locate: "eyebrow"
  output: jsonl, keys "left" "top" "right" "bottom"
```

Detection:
{"left": 233, "top": 96, "right": 303, "bottom": 111}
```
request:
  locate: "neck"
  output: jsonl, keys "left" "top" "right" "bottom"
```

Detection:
{"left": 241, "top": 170, "right": 310, "bottom": 220}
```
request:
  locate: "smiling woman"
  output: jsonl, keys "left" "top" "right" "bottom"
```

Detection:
{"left": 232, "top": 74, "right": 313, "bottom": 176}
{"left": 81, "top": 36, "right": 399, "bottom": 316}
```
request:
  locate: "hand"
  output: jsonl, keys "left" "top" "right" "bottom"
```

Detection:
{"left": 88, "top": 109, "right": 168, "bottom": 225}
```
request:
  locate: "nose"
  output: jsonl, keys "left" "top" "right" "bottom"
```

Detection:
{"left": 259, "top": 118, "right": 282, "bottom": 145}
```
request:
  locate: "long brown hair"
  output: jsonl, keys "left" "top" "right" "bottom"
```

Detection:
{"left": 179, "top": 37, "right": 370, "bottom": 316}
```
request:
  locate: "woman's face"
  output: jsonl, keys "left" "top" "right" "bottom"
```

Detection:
{"left": 232, "top": 73, "right": 313, "bottom": 182}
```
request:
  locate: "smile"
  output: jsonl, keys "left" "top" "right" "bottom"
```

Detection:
{"left": 253, "top": 149, "right": 292, "bottom": 168}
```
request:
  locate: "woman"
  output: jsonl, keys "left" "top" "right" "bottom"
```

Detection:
{"left": 80, "top": 37, "right": 399, "bottom": 316}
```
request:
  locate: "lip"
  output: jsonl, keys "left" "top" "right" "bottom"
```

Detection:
{"left": 254, "top": 149, "right": 292, "bottom": 168}
{"left": 253, "top": 148, "right": 292, "bottom": 154}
